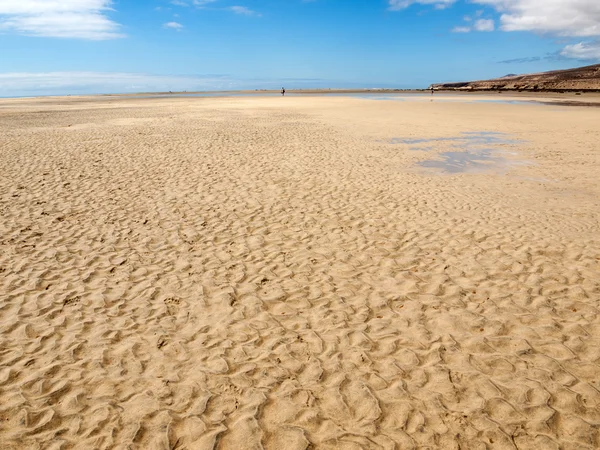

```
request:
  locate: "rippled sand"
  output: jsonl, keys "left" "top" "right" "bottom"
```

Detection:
{"left": 1, "top": 95, "right": 599, "bottom": 449}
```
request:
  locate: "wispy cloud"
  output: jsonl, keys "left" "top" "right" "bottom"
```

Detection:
{"left": 388, "top": 0, "right": 456, "bottom": 11}
{"left": 473, "top": 18, "right": 494, "bottom": 32}
{"left": 452, "top": 16, "right": 494, "bottom": 33}
{"left": 193, "top": 0, "right": 219, "bottom": 6}
{"left": 167, "top": 1, "right": 259, "bottom": 16}
{"left": 498, "top": 56, "right": 543, "bottom": 64}
{"left": 169, "top": 0, "right": 218, "bottom": 6}
{"left": 0, "top": 72, "right": 236, "bottom": 96}
{"left": 0, "top": 0, "right": 123, "bottom": 40}
{"left": 228, "top": 6, "right": 260, "bottom": 16}
{"left": 164, "top": 21, "right": 183, "bottom": 30}
{"left": 0, "top": 71, "right": 346, "bottom": 97}
{"left": 452, "top": 26, "right": 471, "bottom": 33}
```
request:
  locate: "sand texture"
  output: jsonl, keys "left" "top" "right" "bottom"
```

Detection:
{"left": 1, "top": 95, "right": 599, "bottom": 449}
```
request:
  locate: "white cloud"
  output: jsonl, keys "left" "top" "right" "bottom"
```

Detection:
{"left": 474, "top": 0, "right": 600, "bottom": 59}
{"left": 388, "top": 0, "right": 456, "bottom": 10}
{"left": 390, "top": 0, "right": 600, "bottom": 37}
{"left": 390, "top": 0, "right": 600, "bottom": 60}
{"left": 474, "top": 0, "right": 600, "bottom": 37}
{"left": 228, "top": 6, "right": 260, "bottom": 16}
{"left": 168, "top": 0, "right": 217, "bottom": 6}
{"left": 452, "top": 26, "right": 472, "bottom": 33}
{"left": 164, "top": 21, "right": 183, "bottom": 30}
{"left": 193, "top": 0, "right": 218, "bottom": 6}
{"left": 0, "top": 0, "right": 123, "bottom": 40}
{"left": 473, "top": 18, "right": 494, "bottom": 31}
{"left": 561, "top": 41, "right": 600, "bottom": 59}
{"left": 169, "top": 1, "right": 256, "bottom": 15}
{"left": 453, "top": 15, "right": 494, "bottom": 33}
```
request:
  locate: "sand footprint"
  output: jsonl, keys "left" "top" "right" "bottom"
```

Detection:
{"left": 164, "top": 297, "right": 181, "bottom": 316}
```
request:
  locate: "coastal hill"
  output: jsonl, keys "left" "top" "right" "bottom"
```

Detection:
{"left": 430, "top": 64, "right": 600, "bottom": 92}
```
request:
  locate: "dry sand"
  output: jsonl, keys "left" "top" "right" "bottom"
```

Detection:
{"left": 1, "top": 94, "right": 599, "bottom": 449}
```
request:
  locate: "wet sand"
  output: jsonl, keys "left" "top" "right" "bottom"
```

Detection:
{"left": 1, "top": 95, "right": 599, "bottom": 449}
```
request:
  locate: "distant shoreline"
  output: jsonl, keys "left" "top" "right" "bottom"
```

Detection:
{"left": 109, "top": 88, "right": 600, "bottom": 96}
{"left": 4, "top": 87, "right": 600, "bottom": 100}
{"left": 2, "top": 89, "right": 600, "bottom": 107}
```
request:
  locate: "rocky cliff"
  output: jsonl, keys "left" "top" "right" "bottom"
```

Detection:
{"left": 431, "top": 64, "right": 600, "bottom": 92}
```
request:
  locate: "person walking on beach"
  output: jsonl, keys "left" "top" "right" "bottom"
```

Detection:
{"left": 281, "top": 87, "right": 286, "bottom": 96}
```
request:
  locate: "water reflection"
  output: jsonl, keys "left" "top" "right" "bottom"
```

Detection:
{"left": 418, "top": 151, "right": 510, "bottom": 174}
{"left": 418, "top": 132, "right": 525, "bottom": 173}
{"left": 391, "top": 131, "right": 519, "bottom": 149}
{"left": 387, "top": 131, "right": 527, "bottom": 174}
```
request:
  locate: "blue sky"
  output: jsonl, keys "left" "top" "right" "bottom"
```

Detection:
{"left": 1, "top": 0, "right": 599, "bottom": 96}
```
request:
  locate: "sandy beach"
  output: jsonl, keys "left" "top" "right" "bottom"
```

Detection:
{"left": 1, "top": 94, "right": 599, "bottom": 449}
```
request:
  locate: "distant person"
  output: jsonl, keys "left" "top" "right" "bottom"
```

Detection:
{"left": 431, "top": 87, "right": 434, "bottom": 95}
{"left": 281, "top": 87, "right": 286, "bottom": 96}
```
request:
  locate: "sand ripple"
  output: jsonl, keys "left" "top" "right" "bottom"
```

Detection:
{"left": 0, "top": 97, "right": 599, "bottom": 449}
